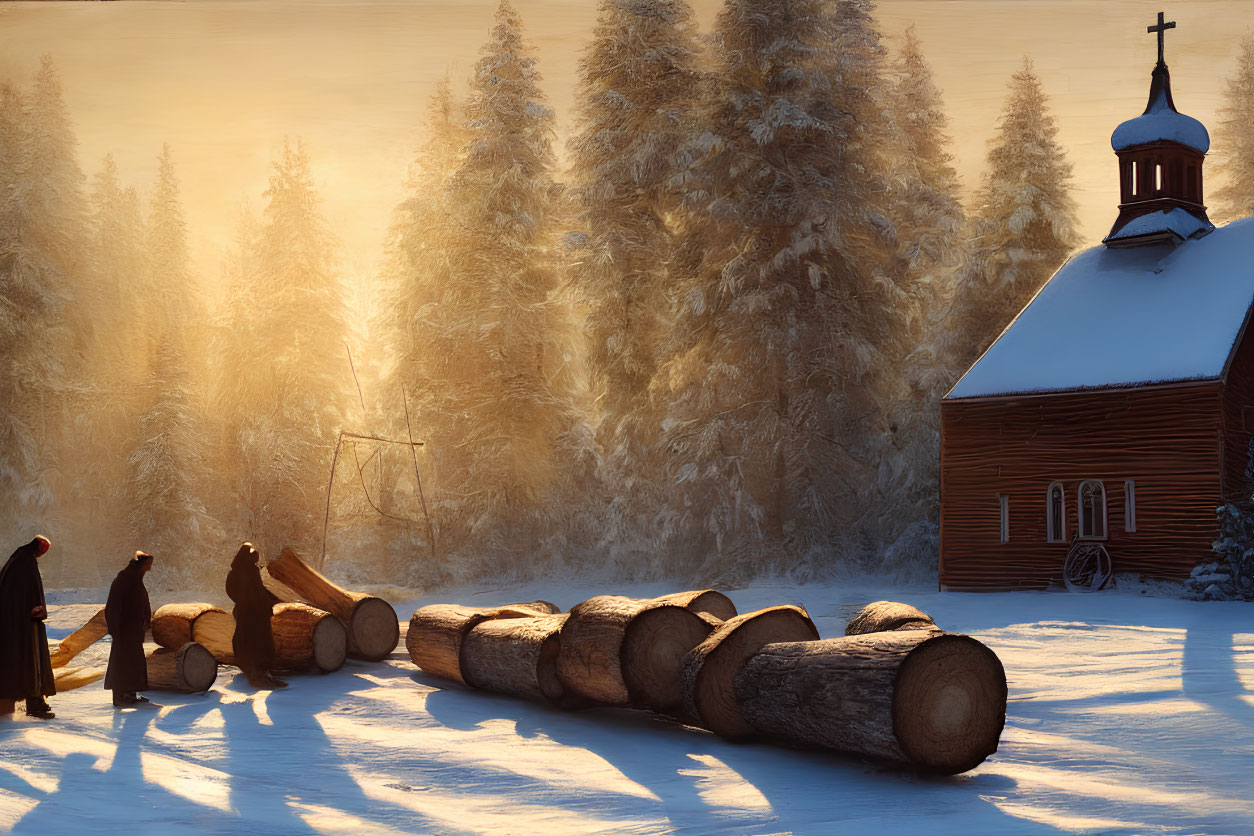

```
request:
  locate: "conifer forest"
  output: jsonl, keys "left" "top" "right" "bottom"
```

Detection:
{"left": 1, "top": 0, "right": 1249, "bottom": 594}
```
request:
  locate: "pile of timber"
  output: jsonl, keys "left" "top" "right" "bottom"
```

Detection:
{"left": 405, "top": 593, "right": 1007, "bottom": 775}
{"left": 265, "top": 548, "right": 399, "bottom": 662}
{"left": 151, "top": 599, "right": 348, "bottom": 674}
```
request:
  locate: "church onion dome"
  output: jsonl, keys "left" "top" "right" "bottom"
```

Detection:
{"left": 1111, "top": 62, "right": 1209, "bottom": 153}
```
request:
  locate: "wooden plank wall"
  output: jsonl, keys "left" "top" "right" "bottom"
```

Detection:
{"left": 1220, "top": 320, "right": 1254, "bottom": 501}
{"left": 940, "top": 383, "right": 1223, "bottom": 589}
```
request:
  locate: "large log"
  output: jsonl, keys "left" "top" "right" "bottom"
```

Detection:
{"left": 621, "top": 607, "right": 719, "bottom": 714}
{"left": 152, "top": 603, "right": 229, "bottom": 649}
{"left": 653, "top": 590, "right": 737, "bottom": 621}
{"left": 191, "top": 609, "right": 237, "bottom": 665}
{"left": 680, "top": 605, "right": 819, "bottom": 738}
{"left": 406, "top": 603, "right": 551, "bottom": 683}
{"left": 460, "top": 613, "right": 568, "bottom": 703}
{"left": 49, "top": 608, "right": 107, "bottom": 668}
{"left": 272, "top": 602, "right": 348, "bottom": 673}
{"left": 146, "top": 642, "right": 218, "bottom": 693}
{"left": 845, "top": 601, "right": 937, "bottom": 636}
{"left": 266, "top": 548, "right": 399, "bottom": 662}
{"left": 555, "top": 595, "right": 719, "bottom": 708}
{"left": 735, "top": 631, "right": 1007, "bottom": 775}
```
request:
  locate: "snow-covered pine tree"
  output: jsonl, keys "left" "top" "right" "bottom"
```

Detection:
{"left": 879, "top": 23, "right": 968, "bottom": 575}
{"left": 399, "top": 0, "right": 593, "bottom": 577}
{"left": 940, "top": 57, "right": 1078, "bottom": 378}
{"left": 0, "top": 57, "right": 87, "bottom": 555}
{"left": 215, "top": 140, "right": 351, "bottom": 561}
{"left": 657, "top": 0, "right": 896, "bottom": 580}
{"left": 566, "top": 0, "right": 703, "bottom": 575}
{"left": 1212, "top": 31, "right": 1254, "bottom": 224}
{"left": 125, "top": 146, "right": 218, "bottom": 588}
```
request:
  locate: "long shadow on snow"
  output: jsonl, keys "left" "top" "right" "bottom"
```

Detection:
{"left": 418, "top": 673, "right": 1046, "bottom": 836}
{"left": 148, "top": 662, "right": 443, "bottom": 833}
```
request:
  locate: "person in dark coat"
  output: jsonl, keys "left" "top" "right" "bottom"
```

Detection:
{"left": 225, "top": 542, "right": 286, "bottom": 690}
{"left": 0, "top": 536, "right": 55, "bottom": 718}
{"left": 104, "top": 551, "right": 153, "bottom": 707}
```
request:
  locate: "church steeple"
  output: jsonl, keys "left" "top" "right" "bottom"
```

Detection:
{"left": 1104, "top": 11, "right": 1213, "bottom": 248}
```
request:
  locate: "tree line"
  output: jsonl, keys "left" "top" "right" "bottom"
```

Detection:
{"left": 6, "top": 1, "right": 1251, "bottom": 590}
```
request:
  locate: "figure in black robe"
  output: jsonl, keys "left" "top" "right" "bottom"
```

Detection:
{"left": 105, "top": 551, "right": 153, "bottom": 707}
{"left": 225, "top": 543, "right": 286, "bottom": 690}
{"left": 0, "top": 536, "right": 55, "bottom": 718}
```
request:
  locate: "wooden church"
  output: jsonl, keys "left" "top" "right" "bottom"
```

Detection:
{"left": 940, "top": 15, "right": 1254, "bottom": 590}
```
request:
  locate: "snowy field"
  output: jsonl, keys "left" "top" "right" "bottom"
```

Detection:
{"left": 1, "top": 580, "right": 1252, "bottom": 835}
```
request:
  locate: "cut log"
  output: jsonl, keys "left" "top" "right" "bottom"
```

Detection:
{"left": 50, "top": 608, "right": 107, "bottom": 668}
{"left": 53, "top": 665, "right": 105, "bottom": 691}
{"left": 191, "top": 609, "right": 237, "bottom": 665}
{"left": 508, "top": 600, "right": 561, "bottom": 614}
{"left": 621, "top": 607, "right": 719, "bottom": 714}
{"left": 556, "top": 595, "right": 721, "bottom": 708}
{"left": 653, "top": 590, "right": 737, "bottom": 621}
{"left": 152, "top": 603, "right": 229, "bottom": 649}
{"left": 680, "top": 605, "right": 819, "bottom": 737}
{"left": 146, "top": 642, "right": 218, "bottom": 693}
{"left": 406, "top": 604, "right": 552, "bottom": 683}
{"left": 845, "top": 601, "right": 937, "bottom": 636}
{"left": 272, "top": 602, "right": 348, "bottom": 673}
{"left": 266, "top": 548, "right": 399, "bottom": 662}
{"left": 460, "top": 613, "right": 568, "bottom": 703}
{"left": 735, "top": 631, "right": 1007, "bottom": 775}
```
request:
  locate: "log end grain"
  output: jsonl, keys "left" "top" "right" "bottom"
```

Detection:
{"left": 845, "top": 601, "right": 937, "bottom": 636}
{"left": 683, "top": 605, "right": 819, "bottom": 738}
{"left": 554, "top": 595, "right": 643, "bottom": 706}
{"left": 621, "top": 605, "right": 716, "bottom": 714}
{"left": 147, "top": 642, "right": 218, "bottom": 693}
{"left": 311, "top": 614, "right": 349, "bottom": 672}
{"left": 348, "top": 597, "right": 400, "bottom": 662}
{"left": 892, "top": 633, "right": 1007, "bottom": 775}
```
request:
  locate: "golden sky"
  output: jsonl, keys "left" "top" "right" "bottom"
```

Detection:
{"left": 0, "top": 0, "right": 1250, "bottom": 294}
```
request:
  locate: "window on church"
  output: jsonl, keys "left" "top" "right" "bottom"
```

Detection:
{"left": 1125, "top": 480, "right": 1136, "bottom": 532}
{"left": 1079, "top": 481, "right": 1107, "bottom": 539}
{"left": 1155, "top": 163, "right": 1163, "bottom": 192}
{"left": 999, "top": 494, "right": 1009, "bottom": 543}
{"left": 1131, "top": 161, "right": 1138, "bottom": 196}
{"left": 1046, "top": 482, "right": 1065, "bottom": 542}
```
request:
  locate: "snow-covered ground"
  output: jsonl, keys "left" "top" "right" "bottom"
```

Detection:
{"left": 1, "top": 579, "right": 1252, "bottom": 835}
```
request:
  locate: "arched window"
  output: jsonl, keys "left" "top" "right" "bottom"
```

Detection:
{"left": 1079, "top": 480, "right": 1107, "bottom": 540}
{"left": 1131, "top": 161, "right": 1138, "bottom": 196}
{"left": 1046, "top": 482, "right": 1065, "bottom": 542}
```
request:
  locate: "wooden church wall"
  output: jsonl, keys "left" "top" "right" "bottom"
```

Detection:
{"left": 1220, "top": 317, "right": 1254, "bottom": 502}
{"left": 940, "top": 383, "right": 1223, "bottom": 589}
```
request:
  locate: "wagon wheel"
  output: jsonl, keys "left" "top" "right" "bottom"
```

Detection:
{"left": 1063, "top": 541, "right": 1112, "bottom": 592}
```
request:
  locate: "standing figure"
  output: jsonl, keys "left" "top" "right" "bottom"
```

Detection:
{"left": 0, "top": 536, "right": 56, "bottom": 718}
{"left": 104, "top": 551, "right": 153, "bottom": 707}
{"left": 225, "top": 543, "right": 286, "bottom": 689}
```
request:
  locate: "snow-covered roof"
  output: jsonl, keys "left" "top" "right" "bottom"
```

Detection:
{"left": 946, "top": 217, "right": 1254, "bottom": 400}
{"left": 1110, "top": 67, "right": 1209, "bottom": 153}
{"left": 1104, "top": 207, "right": 1213, "bottom": 244}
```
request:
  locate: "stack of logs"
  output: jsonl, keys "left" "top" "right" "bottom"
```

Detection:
{"left": 150, "top": 548, "right": 400, "bottom": 675}
{"left": 21, "top": 548, "right": 400, "bottom": 701}
{"left": 406, "top": 595, "right": 1007, "bottom": 774}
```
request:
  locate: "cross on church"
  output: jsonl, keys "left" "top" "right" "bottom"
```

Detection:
{"left": 1148, "top": 11, "right": 1176, "bottom": 66}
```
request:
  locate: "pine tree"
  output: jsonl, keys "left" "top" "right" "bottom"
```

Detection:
{"left": 126, "top": 146, "right": 218, "bottom": 588}
{"left": 0, "top": 57, "right": 87, "bottom": 546}
{"left": 399, "top": 0, "right": 593, "bottom": 576}
{"left": 879, "top": 24, "right": 968, "bottom": 574}
{"left": 1213, "top": 31, "right": 1254, "bottom": 224}
{"left": 942, "top": 58, "right": 1078, "bottom": 377}
{"left": 566, "top": 0, "right": 703, "bottom": 574}
{"left": 215, "top": 140, "right": 351, "bottom": 560}
{"left": 657, "top": 0, "right": 898, "bottom": 580}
